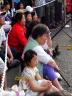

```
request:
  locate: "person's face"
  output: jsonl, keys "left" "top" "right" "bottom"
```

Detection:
{"left": 33, "top": 15, "right": 38, "bottom": 21}
{"left": 20, "top": 15, "right": 26, "bottom": 26}
{"left": 6, "top": 4, "right": 10, "bottom": 10}
{"left": 26, "top": 14, "right": 32, "bottom": 21}
{"left": 30, "top": 55, "right": 38, "bottom": 68}
{"left": 20, "top": 3, "right": 24, "bottom": 9}
{"left": 37, "top": 33, "right": 48, "bottom": 45}
{"left": 0, "top": 17, "right": 5, "bottom": 25}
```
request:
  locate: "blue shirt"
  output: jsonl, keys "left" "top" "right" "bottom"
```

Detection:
{"left": 12, "top": 0, "right": 20, "bottom": 3}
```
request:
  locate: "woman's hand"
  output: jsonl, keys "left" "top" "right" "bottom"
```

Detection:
{"left": 7, "top": 55, "right": 13, "bottom": 64}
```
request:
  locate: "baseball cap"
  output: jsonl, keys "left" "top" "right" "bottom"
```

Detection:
{"left": 25, "top": 6, "right": 33, "bottom": 12}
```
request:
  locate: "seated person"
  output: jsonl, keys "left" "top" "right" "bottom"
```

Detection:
{"left": 22, "top": 24, "right": 63, "bottom": 90}
{"left": 0, "top": 12, "right": 13, "bottom": 63}
{"left": 4, "top": 1, "right": 12, "bottom": 22}
{"left": 8, "top": 12, "right": 27, "bottom": 60}
{"left": 19, "top": 50, "right": 59, "bottom": 96}
{"left": 20, "top": 50, "right": 72, "bottom": 96}
{"left": 0, "top": 12, "right": 13, "bottom": 89}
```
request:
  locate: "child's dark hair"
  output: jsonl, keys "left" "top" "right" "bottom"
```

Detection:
{"left": 32, "top": 24, "right": 49, "bottom": 39}
{"left": 24, "top": 50, "right": 37, "bottom": 67}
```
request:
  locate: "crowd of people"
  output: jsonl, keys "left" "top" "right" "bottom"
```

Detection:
{"left": 0, "top": 0, "right": 72, "bottom": 96}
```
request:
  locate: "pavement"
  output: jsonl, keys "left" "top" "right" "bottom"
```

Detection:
{"left": 52, "top": 20, "right": 72, "bottom": 92}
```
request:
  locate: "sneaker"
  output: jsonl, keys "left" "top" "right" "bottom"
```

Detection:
{"left": 55, "top": 72, "right": 62, "bottom": 81}
{"left": 52, "top": 45, "right": 60, "bottom": 58}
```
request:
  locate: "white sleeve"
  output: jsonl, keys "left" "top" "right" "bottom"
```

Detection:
{"left": 33, "top": 46, "right": 54, "bottom": 64}
{"left": 42, "top": 40, "right": 49, "bottom": 50}
{"left": 1, "top": 27, "right": 6, "bottom": 41}
{"left": 2, "top": 32, "right": 6, "bottom": 42}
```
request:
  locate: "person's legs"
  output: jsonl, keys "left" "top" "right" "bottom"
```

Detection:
{"left": 38, "top": 79, "right": 59, "bottom": 94}
{"left": 43, "top": 64, "right": 63, "bottom": 90}
{"left": 52, "top": 78, "right": 63, "bottom": 90}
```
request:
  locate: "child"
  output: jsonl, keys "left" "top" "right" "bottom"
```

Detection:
{"left": 19, "top": 49, "right": 59, "bottom": 96}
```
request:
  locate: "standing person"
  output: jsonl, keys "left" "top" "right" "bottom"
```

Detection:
{"left": 22, "top": 24, "right": 63, "bottom": 90}
{"left": 21, "top": 50, "right": 72, "bottom": 96}
{"left": 19, "top": 50, "right": 59, "bottom": 96}
{"left": 8, "top": 12, "right": 27, "bottom": 60}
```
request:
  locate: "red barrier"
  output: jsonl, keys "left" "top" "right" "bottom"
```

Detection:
{"left": 65, "top": 0, "right": 71, "bottom": 13}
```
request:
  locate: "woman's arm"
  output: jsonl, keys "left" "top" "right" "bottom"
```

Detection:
{"left": 7, "top": 45, "right": 13, "bottom": 63}
{"left": 34, "top": 46, "right": 59, "bottom": 71}
{"left": 3, "top": 41, "right": 13, "bottom": 64}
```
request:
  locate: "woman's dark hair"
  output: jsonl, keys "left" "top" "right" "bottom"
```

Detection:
{"left": 31, "top": 11, "right": 35, "bottom": 17}
{"left": 24, "top": 50, "right": 37, "bottom": 67}
{"left": 11, "top": 12, "right": 24, "bottom": 26}
{"left": 32, "top": 24, "right": 49, "bottom": 39}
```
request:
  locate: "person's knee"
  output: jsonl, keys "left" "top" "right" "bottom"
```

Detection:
{"left": 41, "top": 80, "right": 52, "bottom": 86}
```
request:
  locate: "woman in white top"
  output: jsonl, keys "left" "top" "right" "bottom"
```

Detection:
{"left": 0, "top": 12, "right": 13, "bottom": 89}
{"left": 0, "top": 12, "right": 13, "bottom": 68}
